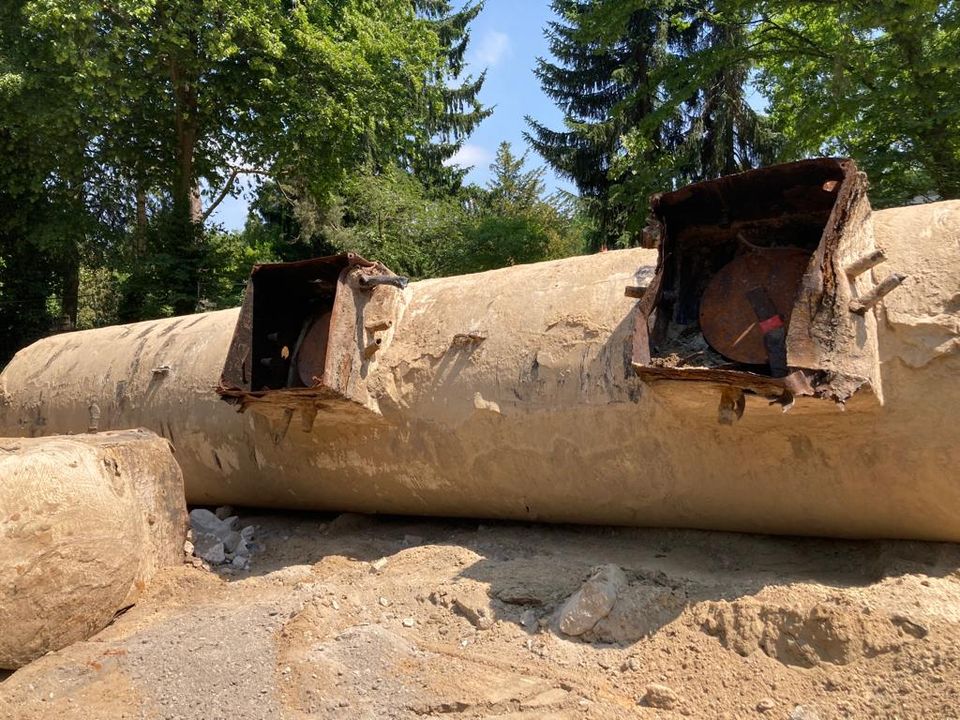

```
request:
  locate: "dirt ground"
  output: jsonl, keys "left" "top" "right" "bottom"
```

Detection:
{"left": 3, "top": 511, "right": 960, "bottom": 720}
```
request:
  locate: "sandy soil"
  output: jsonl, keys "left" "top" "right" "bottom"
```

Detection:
{"left": 3, "top": 511, "right": 960, "bottom": 719}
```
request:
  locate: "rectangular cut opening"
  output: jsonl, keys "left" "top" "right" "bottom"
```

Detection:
{"left": 218, "top": 253, "right": 405, "bottom": 419}
{"left": 632, "top": 158, "right": 882, "bottom": 404}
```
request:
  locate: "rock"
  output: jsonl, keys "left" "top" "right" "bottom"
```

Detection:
{"left": 370, "top": 558, "right": 389, "bottom": 574}
{"left": 221, "top": 530, "right": 243, "bottom": 554}
{"left": 586, "top": 576, "right": 685, "bottom": 643}
{"left": 183, "top": 540, "right": 195, "bottom": 556}
{"left": 756, "top": 697, "right": 777, "bottom": 712}
{"left": 640, "top": 683, "right": 679, "bottom": 710}
{"left": 402, "top": 618, "right": 416, "bottom": 628}
{"left": 789, "top": 706, "right": 821, "bottom": 720}
{"left": 194, "top": 533, "right": 226, "bottom": 565}
{"left": 891, "top": 614, "right": 928, "bottom": 639}
{"left": 214, "top": 505, "right": 235, "bottom": 520}
{"left": 453, "top": 597, "right": 493, "bottom": 630}
{"left": 189, "top": 508, "right": 222, "bottom": 537}
{"left": 187, "top": 511, "right": 258, "bottom": 566}
{"left": 556, "top": 564, "right": 627, "bottom": 636}
{"left": 520, "top": 609, "right": 539, "bottom": 631}
{"left": 231, "top": 555, "right": 248, "bottom": 570}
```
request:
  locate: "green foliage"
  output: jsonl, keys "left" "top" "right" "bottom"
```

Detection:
{"left": 242, "top": 142, "right": 587, "bottom": 280}
{"left": 76, "top": 267, "right": 127, "bottom": 330}
{"left": 408, "top": 1, "right": 492, "bottom": 195}
{"left": 527, "top": 0, "right": 780, "bottom": 250}
{"left": 750, "top": 0, "right": 960, "bottom": 206}
{"left": 444, "top": 142, "right": 584, "bottom": 274}
{"left": 1, "top": 0, "right": 442, "bottom": 334}
{"left": 320, "top": 166, "right": 466, "bottom": 279}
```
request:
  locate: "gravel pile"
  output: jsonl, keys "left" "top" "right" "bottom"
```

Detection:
{"left": 187, "top": 507, "right": 257, "bottom": 570}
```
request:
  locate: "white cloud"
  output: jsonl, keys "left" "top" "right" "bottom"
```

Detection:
{"left": 444, "top": 143, "right": 492, "bottom": 169}
{"left": 471, "top": 30, "right": 511, "bottom": 67}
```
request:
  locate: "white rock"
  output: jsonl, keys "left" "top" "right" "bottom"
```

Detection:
{"left": 789, "top": 706, "right": 821, "bottom": 720}
{"left": 757, "top": 697, "right": 777, "bottom": 712}
{"left": 556, "top": 564, "right": 627, "bottom": 636}
{"left": 370, "top": 558, "right": 388, "bottom": 573}
{"left": 640, "top": 683, "right": 679, "bottom": 710}
{"left": 402, "top": 617, "right": 416, "bottom": 628}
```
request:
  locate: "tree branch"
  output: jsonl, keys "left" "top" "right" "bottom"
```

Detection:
{"left": 200, "top": 166, "right": 272, "bottom": 224}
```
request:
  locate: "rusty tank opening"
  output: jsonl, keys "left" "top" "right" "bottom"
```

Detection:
{"left": 218, "top": 252, "right": 407, "bottom": 419}
{"left": 631, "top": 158, "right": 886, "bottom": 405}
{"left": 249, "top": 260, "right": 338, "bottom": 391}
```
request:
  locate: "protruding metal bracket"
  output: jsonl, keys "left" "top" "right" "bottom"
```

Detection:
{"left": 849, "top": 273, "right": 907, "bottom": 314}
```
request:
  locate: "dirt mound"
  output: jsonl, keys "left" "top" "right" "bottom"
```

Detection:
{"left": 697, "top": 596, "right": 925, "bottom": 667}
{"left": 3, "top": 513, "right": 960, "bottom": 719}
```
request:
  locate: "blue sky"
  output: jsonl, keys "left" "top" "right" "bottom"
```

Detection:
{"left": 211, "top": 0, "right": 570, "bottom": 230}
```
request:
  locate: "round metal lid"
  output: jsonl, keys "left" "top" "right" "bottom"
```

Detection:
{"left": 699, "top": 249, "right": 812, "bottom": 365}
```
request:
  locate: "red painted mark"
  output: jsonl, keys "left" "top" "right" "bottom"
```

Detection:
{"left": 758, "top": 315, "right": 784, "bottom": 333}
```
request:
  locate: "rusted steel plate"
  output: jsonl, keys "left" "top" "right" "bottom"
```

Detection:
{"left": 295, "top": 311, "right": 331, "bottom": 387}
{"left": 699, "top": 249, "right": 811, "bottom": 365}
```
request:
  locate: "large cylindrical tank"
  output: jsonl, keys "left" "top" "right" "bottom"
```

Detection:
{"left": 0, "top": 202, "right": 957, "bottom": 540}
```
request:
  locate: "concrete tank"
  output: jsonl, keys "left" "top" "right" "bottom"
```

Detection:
{"left": 0, "top": 200, "right": 957, "bottom": 540}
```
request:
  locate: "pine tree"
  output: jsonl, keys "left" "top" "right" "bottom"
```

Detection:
{"left": 527, "top": 1, "right": 778, "bottom": 250}
{"left": 525, "top": 0, "right": 675, "bottom": 250}
{"left": 486, "top": 141, "right": 547, "bottom": 212}
{"left": 410, "top": 1, "right": 492, "bottom": 194}
{"left": 653, "top": 5, "right": 780, "bottom": 186}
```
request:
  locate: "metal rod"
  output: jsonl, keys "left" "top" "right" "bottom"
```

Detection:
{"left": 364, "top": 338, "right": 382, "bottom": 358}
{"left": 845, "top": 249, "right": 887, "bottom": 278}
{"left": 849, "top": 273, "right": 907, "bottom": 314}
{"left": 359, "top": 275, "right": 409, "bottom": 290}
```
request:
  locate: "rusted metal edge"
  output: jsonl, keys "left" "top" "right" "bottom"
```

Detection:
{"left": 631, "top": 363, "right": 871, "bottom": 405}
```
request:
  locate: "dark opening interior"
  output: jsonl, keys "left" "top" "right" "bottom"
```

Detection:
{"left": 648, "top": 159, "right": 846, "bottom": 376}
{"left": 249, "top": 259, "right": 344, "bottom": 392}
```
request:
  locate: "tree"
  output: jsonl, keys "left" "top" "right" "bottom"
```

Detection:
{"left": 526, "top": 0, "right": 652, "bottom": 250}
{"left": 486, "top": 141, "right": 548, "bottom": 211}
{"left": 446, "top": 142, "right": 585, "bottom": 273}
{"left": 409, "top": 1, "right": 492, "bottom": 195}
{"left": 2, "top": 0, "right": 441, "bottom": 318}
{"left": 751, "top": 1, "right": 960, "bottom": 206}
{"left": 527, "top": 1, "right": 779, "bottom": 250}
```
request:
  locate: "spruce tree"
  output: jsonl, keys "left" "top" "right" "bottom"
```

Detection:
{"left": 527, "top": 1, "right": 777, "bottom": 250}
{"left": 410, "top": 1, "right": 492, "bottom": 195}
{"left": 525, "top": 0, "right": 674, "bottom": 250}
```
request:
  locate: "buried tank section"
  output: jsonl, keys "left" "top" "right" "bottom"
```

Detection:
{"left": 0, "top": 159, "right": 958, "bottom": 540}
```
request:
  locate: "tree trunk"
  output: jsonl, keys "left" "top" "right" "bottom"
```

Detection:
{"left": 170, "top": 59, "right": 202, "bottom": 226}
{"left": 60, "top": 252, "right": 80, "bottom": 331}
{"left": 135, "top": 186, "right": 147, "bottom": 256}
{"left": 169, "top": 58, "right": 203, "bottom": 315}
